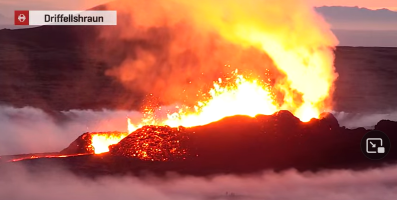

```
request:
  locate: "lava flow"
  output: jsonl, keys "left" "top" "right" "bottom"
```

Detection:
{"left": 6, "top": 132, "right": 129, "bottom": 162}
{"left": 9, "top": 153, "right": 90, "bottom": 162}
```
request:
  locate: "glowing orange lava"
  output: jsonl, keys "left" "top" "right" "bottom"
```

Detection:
{"left": 90, "top": 132, "right": 129, "bottom": 154}
{"left": 9, "top": 153, "right": 90, "bottom": 162}
{"left": 126, "top": 69, "right": 329, "bottom": 134}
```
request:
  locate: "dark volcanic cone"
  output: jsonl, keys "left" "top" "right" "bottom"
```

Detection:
{"left": 61, "top": 132, "right": 94, "bottom": 154}
{"left": 48, "top": 111, "right": 397, "bottom": 176}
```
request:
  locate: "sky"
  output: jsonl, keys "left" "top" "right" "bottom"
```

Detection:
{"left": 307, "top": 0, "right": 397, "bottom": 10}
{"left": 0, "top": 0, "right": 397, "bottom": 17}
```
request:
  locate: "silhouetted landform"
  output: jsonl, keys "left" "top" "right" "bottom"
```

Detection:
{"left": 60, "top": 132, "right": 94, "bottom": 154}
{"left": 316, "top": 6, "right": 397, "bottom": 30}
{"left": 333, "top": 30, "right": 397, "bottom": 47}
{"left": 3, "top": 111, "right": 395, "bottom": 177}
{"left": 315, "top": 6, "right": 397, "bottom": 47}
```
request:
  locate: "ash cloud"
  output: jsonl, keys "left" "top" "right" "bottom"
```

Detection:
{"left": 1, "top": 163, "right": 397, "bottom": 200}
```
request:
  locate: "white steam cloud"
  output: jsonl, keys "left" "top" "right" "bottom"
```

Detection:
{"left": 0, "top": 163, "right": 397, "bottom": 200}
{"left": 0, "top": 105, "right": 142, "bottom": 155}
{"left": 333, "top": 111, "right": 397, "bottom": 129}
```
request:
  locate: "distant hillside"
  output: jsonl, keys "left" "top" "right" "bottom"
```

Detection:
{"left": 314, "top": 6, "right": 397, "bottom": 46}
{"left": 315, "top": 6, "right": 397, "bottom": 30}
{"left": 333, "top": 30, "right": 397, "bottom": 47}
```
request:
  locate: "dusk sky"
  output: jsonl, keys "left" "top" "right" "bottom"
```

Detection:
{"left": 308, "top": 0, "right": 397, "bottom": 10}
{"left": 0, "top": 0, "right": 397, "bottom": 17}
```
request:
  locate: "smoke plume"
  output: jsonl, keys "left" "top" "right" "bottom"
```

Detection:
{"left": 97, "top": 0, "right": 338, "bottom": 117}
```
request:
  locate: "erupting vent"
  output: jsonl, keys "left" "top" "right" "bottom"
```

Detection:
{"left": 90, "top": 132, "right": 130, "bottom": 154}
{"left": 109, "top": 126, "right": 190, "bottom": 161}
{"left": 61, "top": 131, "right": 128, "bottom": 155}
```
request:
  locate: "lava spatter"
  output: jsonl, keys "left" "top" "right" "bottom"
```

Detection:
{"left": 110, "top": 126, "right": 190, "bottom": 161}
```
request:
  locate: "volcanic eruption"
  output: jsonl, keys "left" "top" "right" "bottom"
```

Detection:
{"left": 28, "top": 0, "right": 340, "bottom": 160}
{"left": 5, "top": 0, "right": 339, "bottom": 161}
{"left": 5, "top": 0, "right": 396, "bottom": 175}
{"left": 102, "top": 0, "right": 339, "bottom": 124}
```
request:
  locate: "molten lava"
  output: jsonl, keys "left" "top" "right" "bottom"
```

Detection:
{"left": 163, "top": 72, "right": 278, "bottom": 127}
{"left": 126, "top": 68, "right": 328, "bottom": 135}
{"left": 90, "top": 132, "right": 129, "bottom": 154}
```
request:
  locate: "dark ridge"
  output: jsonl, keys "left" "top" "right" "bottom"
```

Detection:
{"left": 15, "top": 111, "right": 395, "bottom": 177}
{"left": 60, "top": 132, "right": 94, "bottom": 155}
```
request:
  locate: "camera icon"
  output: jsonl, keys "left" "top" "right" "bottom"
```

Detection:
{"left": 361, "top": 130, "right": 390, "bottom": 160}
{"left": 366, "top": 138, "right": 385, "bottom": 154}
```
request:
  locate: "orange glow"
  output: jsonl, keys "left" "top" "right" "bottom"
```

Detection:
{"left": 117, "top": 0, "right": 338, "bottom": 132}
{"left": 163, "top": 72, "right": 278, "bottom": 127}
{"left": 175, "top": 0, "right": 337, "bottom": 120}
{"left": 90, "top": 132, "right": 129, "bottom": 154}
{"left": 9, "top": 153, "right": 90, "bottom": 162}
{"left": 127, "top": 71, "right": 277, "bottom": 133}
{"left": 127, "top": 67, "right": 331, "bottom": 133}
{"left": 111, "top": 126, "right": 189, "bottom": 161}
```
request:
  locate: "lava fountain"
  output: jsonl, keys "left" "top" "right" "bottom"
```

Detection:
{"left": 105, "top": 0, "right": 338, "bottom": 127}
{"left": 170, "top": 0, "right": 338, "bottom": 122}
{"left": 54, "top": 0, "right": 340, "bottom": 157}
